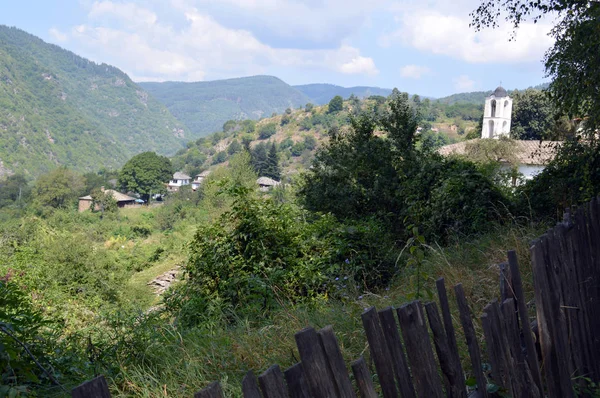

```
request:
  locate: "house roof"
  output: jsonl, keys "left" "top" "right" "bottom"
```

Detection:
{"left": 79, "top": 189, "right": 137, "bottom": 202}
{"left": 438, "top": 139, "right": 562, "bottom": 165}
{"left": 197, "top": 170, "right": 211, "bottom": 177}
{"left": 256, "top": 177, "right": 281, "bottom": 186}
{"left": 173, "top": 171, "right": 191, "bottom": 180}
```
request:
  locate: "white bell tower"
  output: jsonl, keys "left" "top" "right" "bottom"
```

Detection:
{"left": 481, "top": 86, "right": 512, "bottom": 139}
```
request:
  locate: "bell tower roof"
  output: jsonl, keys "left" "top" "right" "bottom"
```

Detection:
{"left": 492, "top": 86, "right": 508, "bottom": 98}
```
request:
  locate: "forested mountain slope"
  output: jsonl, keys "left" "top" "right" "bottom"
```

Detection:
{"left": 0, "top": 26, "right": 188, "bottom": 177}
{"left": 139, "top": 76, "right": 311, "bottom": 137}
{"left": 293, "top": 83, "right": 393, "bottom": 104}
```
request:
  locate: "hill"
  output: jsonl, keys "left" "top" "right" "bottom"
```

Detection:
{"left": 138, "top": 76, "right": 311, "bottom": 137}
{"left": 294, "top": 83, "right": 393, "bottom": 105}
{"left": 0, "top": 26, "right": 188, "bottom": 178}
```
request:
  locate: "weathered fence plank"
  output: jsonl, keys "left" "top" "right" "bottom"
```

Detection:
{"left": 258, "top": 365, "right": 288, "bottom": 398}
{"left": 242, "top": 370, "right": 262, "bottom": 398}
{"left": 294, "top": 327, "right": 338, "bottom": 397}
{"left": 361, "top": 307, "right": 398, "bottom": 398}
{"left": 454, "top": 284, "right": 488, "bottom": 398}
{"left": 194, "top": 381, "right": 224, "bottom": 398}
{"left": 425, "top": 301, "right": 467, "bottom": 398}
{"left": 481, "top": 302, "right": 513, "bottom": 394}
{"left": 506, "top": 250, "right": 543, "bottom": 393}
{"left": 284, "top": 363, "right": 310, "bottom": 398}
{"left": 377, "top": 306, "right": 416, "bottom": 398}
{"left": 501, "top": 299, "right": 540, "bottom": 398}
{"left": 531, "top": 237, "right": 574, "bottom": 398}
{"left": 351, "top": 356, "right": 377, "bottom": 398}
{"left": 396, "top": 301, "right": 444, "bottom": 398}
{"left": 71, "top": 375, "right": 112, "bottom": 398}
{"left": 318, "top": 325, "right": 356, "bottom": 398}
{"left": 436, "top": 278, "right": 466, "bottom": 391}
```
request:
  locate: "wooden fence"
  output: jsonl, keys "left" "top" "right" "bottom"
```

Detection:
{"left": 72, "top": 198, "right": 600, "bottom": 397}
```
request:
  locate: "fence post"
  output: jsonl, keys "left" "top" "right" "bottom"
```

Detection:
{"left": 454, "top": 284, "right": 488, "bottom": 398}
{"left": 425, "top": 301, "right": 467, "bottom": 398}
{"left": 378, "top": 307, "right": 416, "bottom": 398}
{"left": 242, "top": 370, "right": 262, "bottom": 398}
{"left": 507, "top": 250, "right": 543, "bottom": 393}
{"left": 71, "top": 375, "right": 112, "bottom": 398}
{"left": 258, "top": 365, "right": 288, "bottom": 398}
{"left": 396, "top": 301, "right": 444, "bottom": 398}
{"left": 284, "top": 363, "right": 310, "bottom": 398}
{"left": 361, "top": 307, "right": 398, "bottom": 398}
{"left": 318, "top": 326, "right": 356, "bottom": 398}
{"left": 194, "top": 381, "right": 224, "bottom": 398}
{"left": 351, "top": 356, "right": 377, "bottom": 398}
{"left": 294, "top": 327, "right": 338, "bottom": 397}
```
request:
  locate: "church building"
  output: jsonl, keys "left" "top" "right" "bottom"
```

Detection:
{"left": 481, "top": 86, "right": 513, "bottom": 138}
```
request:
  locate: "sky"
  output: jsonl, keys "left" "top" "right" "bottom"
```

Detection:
{"left": 0, "top": 0, "right": 556, "bottom": 97}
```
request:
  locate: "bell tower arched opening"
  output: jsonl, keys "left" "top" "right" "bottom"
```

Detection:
{"left": 491, "top": 100, "right": 497, "bottom": 117}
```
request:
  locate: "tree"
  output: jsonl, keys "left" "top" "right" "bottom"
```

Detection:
{"left": 258, "top": 123, "right": 277, "bottom": 139}
{"left": 471, "top": 0, "right": 600, "bottom": 132}
{"left": 118, "top": 152, "right": 173, "bottom": 203}
{"left": 0, "top": 174, "right": 30, "bottom": 208}
{"left": 91, "top": 188, "right": 118, "bottom": 216}
{"left": 250, "top": 143, "right": 268, "bottom": 175}
{"left": 228, "top": 139, "right": 242, "bottom": 155}
{"left": 328, "top": 95, "right": 344, "bottom": 114}
{"left": 510, "top": 89, "right": 571, "bottom": 140}
{"left": 33, "top": 167, "right": 84, "bottom": 209}
{"left": 305, "top": 103, "right": 314, "bottom": 112}
{"left": 264, "top": 143, "right": 281, "bottom": 180}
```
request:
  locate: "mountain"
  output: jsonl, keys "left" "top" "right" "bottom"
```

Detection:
{"left": 294, "top": 83, "right": 393, "bottom": 105}
{"left": 0, "top": 26, "right": 188, "bottom": 178}
{"left": 138, "top": 76, "right": 311, "bottom": 137}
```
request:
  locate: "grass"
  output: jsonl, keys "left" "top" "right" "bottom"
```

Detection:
{"left": 110, "top": 221, "right": 545, "bottom": 397}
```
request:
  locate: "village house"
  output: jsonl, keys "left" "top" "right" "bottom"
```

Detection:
{"left": 257, "top": 176, "right": 281, "bottom": 192}
{"left": 191, "top": 170, "right": 211, "bottom": 191}
{"left": 78, "top": 187, "right": 139, "bottom": 212}
{"left": 167, "top": 172, "right": 191, "bottom": 192}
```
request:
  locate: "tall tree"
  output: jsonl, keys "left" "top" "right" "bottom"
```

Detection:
{"left": 510, "top": 89, "right": 572, "bottom": 140}
{"left": 33, "top": 167, "right": 85, "bottom": 209}
{"left": 328, "top": 95, "right": 344, "bottom": 114}
{"left": 265, "top": 143, "right": 281, "bottom": 181}
{"left": 0, "top": 174, "right": 30, "bottom": 208}
{"left": 471, "top": 0, "right": 600, "bottom": 132}
{"left": 118, "top": 152, "right": 173, "bottom": 203}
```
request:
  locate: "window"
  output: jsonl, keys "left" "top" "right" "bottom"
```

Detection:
{"left": 491, "top": 100, "right": 497, "bottom": 117}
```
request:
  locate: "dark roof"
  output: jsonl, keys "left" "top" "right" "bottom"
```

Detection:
{"left": 493, "top": 86, "right": 508, "bottom": 98}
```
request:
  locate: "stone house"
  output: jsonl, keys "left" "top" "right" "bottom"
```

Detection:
{"left": 191, "top": 170, "right": 211, "bottom": 191}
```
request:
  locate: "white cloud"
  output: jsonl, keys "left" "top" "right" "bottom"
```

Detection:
{"left": 453, "top": 74, "right": 476, "bottom": 91}
{"left": 339, "top": 56, "right": 379, "bottom": 76}
{"left": 399, "top": 64, "right": 431, "bottom": 79}
{"left": 49, "top": 28, "right": 68, "bottom": 42}
{"left": 61, "top": 2, "right": 378, "bottom": 81}
{"left": 381, "top": 8, "right": 554, "bottom": 64}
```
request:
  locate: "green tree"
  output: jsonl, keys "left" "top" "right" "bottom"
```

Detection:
{"left": 118, "top": 152, "right": 173, "bottom": 203}
{"left": 258, "top": 123, "right": 277, "bottom": 139}
{"left": 328, "top": 95, "right": 344, "bottom": 114}
{"left": 250, "top": 143, "right": 269, "bottom": 175}
{"left": 511, "top": 89, "right": 571, "bottom": 140}
{"left": 0, "top": 174, "right": 30, "bottom": 208}
{"left": 264, "top": 143, "right": 281, "bottom": 180}
{"left": 33, "top": 167, "right": 85, "bottom": 209}
{"left": 212, "top": 151, "right": 227, "bottom": 165}
{"left": 91, "top": 188, "right": 118, "bottom": 216}
{"left": 228, "top": 139, "right": 242, "bottom": 155}
{"left": 471, "top": 0, "right": 600, "bottom": 132}
{"left": 305, "top": 103, "right": 314, "bottom": 112}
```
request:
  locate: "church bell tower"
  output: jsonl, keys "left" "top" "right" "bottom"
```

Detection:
{"left": 481, "top": 86, "right": 512, "bottom": 139}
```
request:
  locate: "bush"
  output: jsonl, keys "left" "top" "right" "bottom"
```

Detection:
{"left": 212, "top": 151, "right": 227, "bottom": 165}
{"left": 291, "top": 142, "right": 306, "bottom": 157}
{"left": 258, "top": 123, "right": 277, "bottom": 139}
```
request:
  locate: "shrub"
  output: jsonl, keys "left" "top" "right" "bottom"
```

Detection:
{"left": 258, "top": 123, "right": 277, "bottom": 139}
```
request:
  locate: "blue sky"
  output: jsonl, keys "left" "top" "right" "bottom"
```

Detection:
{"left": 1, "top": 0, "right": 554, "bottom": 97}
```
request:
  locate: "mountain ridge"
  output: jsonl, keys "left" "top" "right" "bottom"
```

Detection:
{"left": 0, "top": 25, "right": 188, "bottom": 177}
